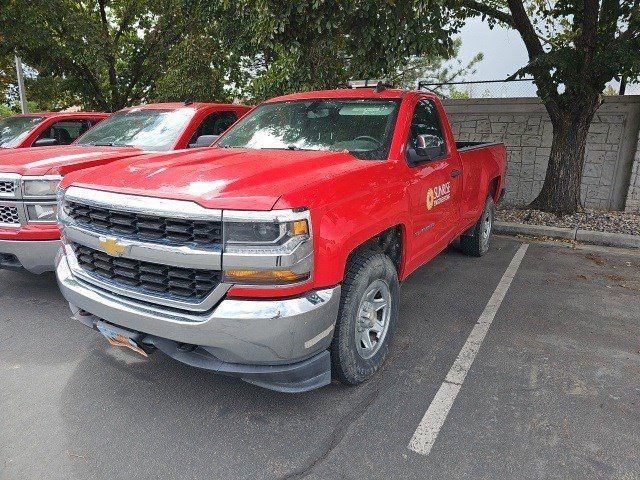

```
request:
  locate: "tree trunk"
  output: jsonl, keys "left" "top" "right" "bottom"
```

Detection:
{"left": 529, "top": 97, "right": 600, "bottom": 215}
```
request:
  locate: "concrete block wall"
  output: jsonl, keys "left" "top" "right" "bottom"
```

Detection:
{"left": 625, "top": 130, "right": 640, "bottom": 212}
{"left": 442, "top": 96, "right": 640, "bottom": 212}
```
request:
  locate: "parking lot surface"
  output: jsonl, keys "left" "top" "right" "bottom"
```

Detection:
{"left": 1, "top": 237, "right": 639, "bottom": 479}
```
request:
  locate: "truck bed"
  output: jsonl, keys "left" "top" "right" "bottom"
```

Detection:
{"left": 455, "top": 141, "right": 503, "bottom": 152}
{"left": 456, "top": 141, "right": 507, "bottom": 226}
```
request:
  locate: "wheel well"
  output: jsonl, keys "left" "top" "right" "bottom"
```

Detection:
{"left": 346, "top": 225, "right": 404, "bottom": 274}
{"left": 488, "top": 176, "right": 501, "bottom": 202}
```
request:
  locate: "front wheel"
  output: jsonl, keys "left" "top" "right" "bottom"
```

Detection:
{"left": 460, "top": 196, "right": 494, "bottom": 257}
{"left": 330, "top": 250, "right": 399, "bottom": 385}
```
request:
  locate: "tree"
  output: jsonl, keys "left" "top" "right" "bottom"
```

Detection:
{"left": 0, "top": 0, "right": 236, "bottom": 111}
{"left": 216, "top": 0, "right": 459, "bottom": 102}
{"left": 0, "top": 55, "right": 13, "bottom": 101}
{"left": 389, "top": 38, "right": 484, "bottom": 94}
{"left": 450, "top": 0, "right": 640, "bottom": 214}
{"left": 149, "top": 34, "right": 233, "bottom": 104}
{"left": 0, "top": 56, "right": 69, "bottom": 111}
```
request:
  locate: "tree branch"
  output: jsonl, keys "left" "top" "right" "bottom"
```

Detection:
{"left": 458, "top": 0, "right": 515, "bottom": 28}
{"left": 579, "top": 0, "right": 600, "bottom": 52}
{"left": 577, "top": 0, "right": 601, "bottom": 86}
{"left": 114, "top": 3, "right": 136, "bottom": 41}
{"left": 43, "top": 19, "right": 108, "bottom": 109}
{"left": 120, "top": 13, "right": 184, "bottom": 107}
{"left": 505, "top": 0, "right": 545, "bottom": 57}
{"left": 503, "top": 0, "right": 562, "bottom": 119}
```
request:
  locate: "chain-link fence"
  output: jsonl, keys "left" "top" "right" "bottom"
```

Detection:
{"left": 418, "top": 78, "right": 640, "bottom": 99}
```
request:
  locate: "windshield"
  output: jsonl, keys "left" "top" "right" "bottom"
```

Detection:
{"left": 75, "top": 108, "right": 196, "bottom": 151}
{"left": 217, "top": 99, "right": 400, "bottom": 159}
{"left": 0, "top": 116, "right": 44, "bottom": 148}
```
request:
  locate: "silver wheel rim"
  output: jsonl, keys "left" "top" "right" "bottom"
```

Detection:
{"left": 355, "top": 279, "right": 392, "bottom": 360}
{"left": 481, "top": 205, "right": 493, "bottom": 247}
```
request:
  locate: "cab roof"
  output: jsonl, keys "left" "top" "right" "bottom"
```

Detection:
{"left": 266, "top": 88, "right": 412, "bottom": 103}
{"left": 15, "top": 111, "right": 109, "bottom": 118}
{"left": 118, "top": 102, "right": 250, "bottom": 112}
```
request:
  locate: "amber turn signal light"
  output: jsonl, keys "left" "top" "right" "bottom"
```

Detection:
{"left": 224, "top": 268, "right": 309, "bottom": 284}
{"left": 291, "top": 219, "right": 309, "bottom": 236}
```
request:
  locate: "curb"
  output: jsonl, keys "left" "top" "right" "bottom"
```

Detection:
{"left": 494, "top": 221, "right": 640, "bottom": 249}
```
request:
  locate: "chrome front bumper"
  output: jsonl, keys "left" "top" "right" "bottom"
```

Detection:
{"left": 56, "top": 249, "right": 341, "bottom": 366}
{"left": 0, "top": 238, "right": 61, "bottom": 274}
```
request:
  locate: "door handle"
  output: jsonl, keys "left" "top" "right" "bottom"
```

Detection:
{"left": 451, "top": 169, "right": 462, "bottom": 178}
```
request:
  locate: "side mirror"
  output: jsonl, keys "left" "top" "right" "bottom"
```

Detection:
{"left": 406, "top": 134, "right": 445, "bottom": 165}
{"left": 415, "top": 134, "right": 443, "bottom": 150}
{"left": 189, "top": 135, "right": 220, "bottom": 148}
{"left": 32, "top": 138, "right": 59, "bottom": 147}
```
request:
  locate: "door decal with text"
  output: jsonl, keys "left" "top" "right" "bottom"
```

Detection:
{"left": 426, "top": 182, "right": 451, "bottom": 210}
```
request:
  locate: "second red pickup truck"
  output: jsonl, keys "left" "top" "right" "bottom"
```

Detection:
{"left": 56, "top": 86, "right": 506, "bottom": 392}
{"left": 0, "top": 111, "right": 109, "bottom": 149}
{"left": 0, "top": 102, "right": 250, "bottom": 273}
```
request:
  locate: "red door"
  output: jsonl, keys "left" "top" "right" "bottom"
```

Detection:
{"left": 405, "top": 98, "right": 462, "bottom": 265}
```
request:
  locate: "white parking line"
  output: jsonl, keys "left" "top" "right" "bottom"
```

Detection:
{"left": 408, "top": 243, "right": 529, "bottom": 455}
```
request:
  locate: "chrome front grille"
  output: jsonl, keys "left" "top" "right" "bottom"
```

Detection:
{"left": 72, "top": 243, "right": 221, "bottom": 301}
{"left": 0, "top": 205, "right": 20, "bottom": 225}
{"left": 61, "top": 188, "right": 227, "bottom": 310}
{"left": 65, "top": 201, "right": 222, "bottom": 246}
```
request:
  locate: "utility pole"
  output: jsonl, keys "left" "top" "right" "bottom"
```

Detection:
{"left": 14, "top": 55, "right": 28, "bottom": 114}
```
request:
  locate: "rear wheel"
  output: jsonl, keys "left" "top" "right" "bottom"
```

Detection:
{"left": 461, "top": 196, "right": 494, "bottom": 257}
{"left": 331, "top": 250, "right": 399, "bottom": 385}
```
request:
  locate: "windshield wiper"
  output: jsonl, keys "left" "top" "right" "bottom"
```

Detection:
{"left": 85, "top": 142, "right": 136, "bottom": 148}
{"left": 258, "top": 146, "right": 315, "bottom": 151}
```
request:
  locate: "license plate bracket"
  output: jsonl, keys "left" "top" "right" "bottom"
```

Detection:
{"left": 96, "top": 322, "right": 148, "bottom": 357}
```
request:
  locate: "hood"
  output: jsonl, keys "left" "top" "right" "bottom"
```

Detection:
{"left": 0, "top": 145, "right": 145, "bottom": 176}
{"left": 65, "top": 147, "right": 376, "bottom": 211}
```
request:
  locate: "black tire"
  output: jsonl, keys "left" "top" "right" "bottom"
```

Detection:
{"left": 460, "top": 196, "right": 494, "bottom": 257}
{"left": 330, "top": 250, "right": 399, "bottom": 385}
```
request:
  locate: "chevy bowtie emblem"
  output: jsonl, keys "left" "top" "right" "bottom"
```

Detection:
{"left": 99, "top": 237, "right": 128, "bottom": 257}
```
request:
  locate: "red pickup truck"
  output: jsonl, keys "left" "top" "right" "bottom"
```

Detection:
{"left": 56, "top": 87, "right": 506, "bottom": 392}
{"left": 0, "top": 111, "right": 109, "bottom": 149}
{"left": 0, "top": 102, "right": 250, "bottom": 273}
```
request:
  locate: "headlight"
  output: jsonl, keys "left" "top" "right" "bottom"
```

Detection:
{"left": 26, "top": 203, "right": 58, "bottom": 223}
{"left": 56, "top": 187, "right": 68, "bottom": 226}
{"left": 222, "top": 210, "right": 312, "bottom": 286}
{"left": 226, "top": 219, "right": 308, "bottom": 245}
{"left": 22, "top": 176, "right": 61, "bottom": 198}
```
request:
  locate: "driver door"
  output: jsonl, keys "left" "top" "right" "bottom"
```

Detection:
{"left": 406, "top": 98, "right": 459, "bottom": 263}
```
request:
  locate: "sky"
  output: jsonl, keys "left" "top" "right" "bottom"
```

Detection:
{"left": 458, "top": 18, "right": 528, "bottom": 81}
{"left": 455, "top": 17, "right": 638, "bottom": 97}
{"left": 454, "top": 18, "right": 537, "bottom": 97}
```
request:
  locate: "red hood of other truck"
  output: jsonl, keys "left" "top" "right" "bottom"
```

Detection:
{"left": 0, "top": 145, "right": 146, "bottom": 176}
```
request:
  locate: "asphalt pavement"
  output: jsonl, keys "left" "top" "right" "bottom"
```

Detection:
{"left": 1, "top": 237, "right": 639, "bottom": 479}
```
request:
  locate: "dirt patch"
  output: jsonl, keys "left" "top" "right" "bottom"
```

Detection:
{"left": 497, "top": 206, "right": 640, "bottom": 236}
{"left": 585, "top": 252, "right": 605, "bottom": 266}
